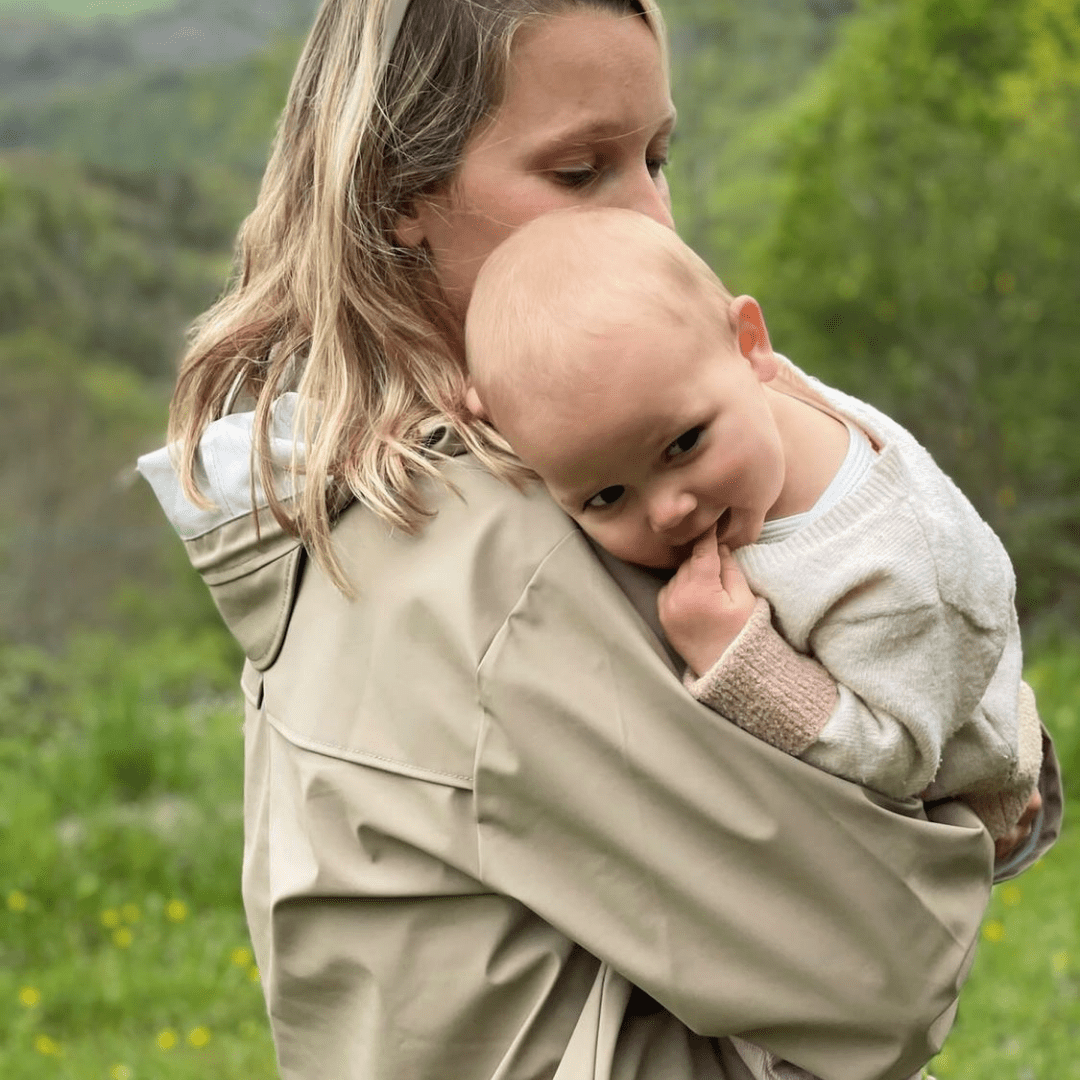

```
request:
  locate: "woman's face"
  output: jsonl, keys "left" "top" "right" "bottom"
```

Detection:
{"left": 397, "top": 9, "right": 676, "bottom": 325}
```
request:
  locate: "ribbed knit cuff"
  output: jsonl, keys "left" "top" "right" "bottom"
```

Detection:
{"left": 684, "top": 598, "right": 838, "bottom": 756}
{"left": 960, "top": 681, "right": 1044, "bottom": 840}
{"left": 960, "top": 789, "right": 1033, "bottom": 841}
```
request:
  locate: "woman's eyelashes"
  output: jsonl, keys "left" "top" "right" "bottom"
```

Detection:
{"left": 646, "top": 152, "right": 670, "bottom": 178}
{"left": 666, "top": 426, "right": 703, "bottom": 458}
{"left": 550, "top": 145, "right": 670, "bottom": 190}
{"left": 585, "top": 485, "right": 625, "bottom": 510}
{"left": 552, "top": 166, "right": 599, "bottom": 189}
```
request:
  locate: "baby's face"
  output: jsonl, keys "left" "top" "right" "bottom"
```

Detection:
{"left": 511, "top": 309, "right": 787, "bottom": 569}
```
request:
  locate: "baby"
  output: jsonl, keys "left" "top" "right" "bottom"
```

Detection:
{"left": 464, "top": 207, "right": 1042, "bottom": 1079}
{"left": 465, "top": 207, "right": 1041, "bottom": 847}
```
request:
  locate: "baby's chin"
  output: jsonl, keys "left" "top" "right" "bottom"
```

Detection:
{"left": 616, "top": 543, "right": 691, "bottom": 572}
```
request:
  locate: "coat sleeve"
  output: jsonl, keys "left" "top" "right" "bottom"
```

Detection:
{"left": 473, "top": 533, "right": 994, "bottom": 1080}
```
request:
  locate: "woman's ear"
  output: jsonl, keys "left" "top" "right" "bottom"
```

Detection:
{"left": 394, "top": 186, "right": 450, "bottom": 249}
{"left": 394, "top": 206, "right": 427, "bottom": 249}
{"left": 464, "top": 384, "right": 488, "bottom": 420}
{"left": 728, "top": 295, "right": 778, "bottom": 382}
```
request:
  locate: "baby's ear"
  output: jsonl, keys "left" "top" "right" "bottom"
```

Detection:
{"left": 464, "top": 384, "right": 488, "bottom": 420}
{"left": 729, "top": 296, "right": 778, "bottom": 382}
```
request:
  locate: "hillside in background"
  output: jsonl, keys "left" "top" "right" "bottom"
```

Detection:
{"left": 0, "top": 0, "right": 860, "bottom": 649}
{"left": 1, "top": 0, "right": 1078, "bottom": 647}
{"left": 0, "top": 0, "right": 318, "bottom": 101}
{"left": 0, "top": 1, "right": 316, "bottom": 646}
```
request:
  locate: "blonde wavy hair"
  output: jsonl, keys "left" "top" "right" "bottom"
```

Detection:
{"left": 169, "top": 0, "right": 667, "bottom": 587}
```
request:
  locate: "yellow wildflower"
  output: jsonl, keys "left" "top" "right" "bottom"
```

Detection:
{"left": 187, "top": 1026, "right": 211, "bottom": 1048}
{"left": 100, "top": 908, "right": 121, "bottom": 929}
{"left": 19, "top": 986, "right": 41, "bottom": 1008}
{"left": 230, "top": 945, "right": 253, "bottom": 967}
{"left": 249, "top": 966, "right": 261, "bottom": 984}
{"left": 121, "top": 903, "right": 141, "bottom": 923}
{"left": 34, "top": 1034, "right": 62, "bottom": 1056}
{"left": 156, "top": 1029, "right": 177, "bottom": 1051}
{"left": 109, "top": 1066, "right": 132, "bottom": 1080}
{"left": 1052, "top": 950, "right": 1069, "bottom": 973}
{"left": 113, "top": 927, "right": 134, "bottom": 948}
{"left": 982, "top": 919, "right": 1006, "bottom": 942}
{"left": 7, "top": 890, "right": 28, "bottom": 912}
{"left": 999, "top": 883, "right": 1021, "bottom": 907}
{"left": 166, "top": 899, "right": 188, "bottom": 923}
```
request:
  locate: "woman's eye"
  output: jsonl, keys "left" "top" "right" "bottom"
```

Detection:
{"left": 666, "top": 427, "right": 702, "bottom": 458}
{"left": 646, "top": 154, "right": 670, "bottom": 178}
{"left": 585, "top": 485, "right": 625, "bottom": 510}
{"left": 552, "top": 167, "right": 598, "bottom": 189}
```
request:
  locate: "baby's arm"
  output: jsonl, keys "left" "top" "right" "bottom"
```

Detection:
{"left": 659, "top": 530, "right": 1041, "bottom": 843}
{"left": 658, "top": 528, "right": 840, "bottom": 755}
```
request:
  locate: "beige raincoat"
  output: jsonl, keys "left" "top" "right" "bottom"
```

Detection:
{"left": 138, "top": 405, "right": 1061, "bottom": 1080}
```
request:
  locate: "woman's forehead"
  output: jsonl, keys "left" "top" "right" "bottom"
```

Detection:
{"left": 486, "top": 11, "right": 674, "bottom": 145}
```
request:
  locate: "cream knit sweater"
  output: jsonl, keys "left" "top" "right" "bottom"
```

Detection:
{"left": 687, "top": 360, "right": 1042, "bottom": 840}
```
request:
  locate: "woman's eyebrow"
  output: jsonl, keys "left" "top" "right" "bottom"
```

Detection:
{"left": 543, "top": 110, "right": 677, "bottom": 148}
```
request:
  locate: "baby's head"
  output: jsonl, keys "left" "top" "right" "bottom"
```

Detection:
{"left": 464, "top": 207, "right": 783, "bottom": 568}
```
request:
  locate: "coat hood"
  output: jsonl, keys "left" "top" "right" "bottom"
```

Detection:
{"left": 137, "top": 395, "right": 465, "bottom": 670}
{"left": 137, "top": 394, "right": 308, "bottom": 670}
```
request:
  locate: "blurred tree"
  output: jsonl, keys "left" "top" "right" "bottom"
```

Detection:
{"left": 664, "top": 0, "right": 855, "bottom": 279}
{"left": 738, "top": 0, "right": 1080, "bottom": 636}
{"left": 0, "top": 154, "right": 230, "bottom": 377}
{"left": 0, "top": 329, "right": 177, "bottom": 646}
{"left": 0, "top": 32, "right": 302, "bottom": 184}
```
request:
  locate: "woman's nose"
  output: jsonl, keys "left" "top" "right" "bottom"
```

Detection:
{"left": 615, "top": 167, "right": 674, "bottom": 229}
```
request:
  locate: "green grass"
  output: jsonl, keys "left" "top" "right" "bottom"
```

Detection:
{"left": 2, "top": 623, "right": 1076, "bottom": 1077}
{"left": 931, "top": 644, "right": 1080, "bottom": 1079}
{"left": 932, "top": 830, "right": 1080, "bottom": 1078}
{"left": 0, "top": 1, "right": 173, "bottom": 19}
{"left": 0, "top": 625, "right": 276, "bottom": 1077}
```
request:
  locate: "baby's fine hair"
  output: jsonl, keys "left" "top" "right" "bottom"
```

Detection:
{"left": 466, "top": 207, "right": 734, "bottom": 429}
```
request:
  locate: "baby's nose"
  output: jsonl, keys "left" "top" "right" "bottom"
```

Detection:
{"left": 649, "top": 490, "right": 697, "bottom": 534}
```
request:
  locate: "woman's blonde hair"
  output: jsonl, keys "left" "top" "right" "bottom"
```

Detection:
{"left": 169, "top": 0, "right": 667, "bottom": 587}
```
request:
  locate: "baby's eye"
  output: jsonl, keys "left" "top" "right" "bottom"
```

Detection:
{"left": 585, "top": 485, "right": 625, "bottom": 510}
{"left": 666, "top": 427, "right": 702, "bottom": 458}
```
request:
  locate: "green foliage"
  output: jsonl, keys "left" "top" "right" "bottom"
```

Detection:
{"left": 664, "top": 0, "right": 855, "bottom": 273}
{"left": 1027, "top": 642, "right": 1080, "bottom": 797}
{"left": 733, "top": 0, "right": 1080, "bottom": 636}
{"left": 0, "top": 628, "right": 271, "bottom": 1078}
{"left": 0, "top": 0, "right": 170, "bottom": 15}
{"left": 931, "top": 638, "right": 1080, "bottom": 1077}
{"left": 0, "top": 154, "right": 233, "bottom": 376}
{"left": 0, "top": 152, "right": 242, "bottom": 644}
{"left": 1, "top": 32, "right": 303, "bottom": 181}
{"left": 0, "top": 327, "right": 183, "bottom": 646}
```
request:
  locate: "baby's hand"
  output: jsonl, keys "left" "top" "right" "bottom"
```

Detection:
{"left": 994, "top": 788, "right": 1043, "bottom": 862}
{"left": 657, "top": 526, "right": 758, "bottom": 677}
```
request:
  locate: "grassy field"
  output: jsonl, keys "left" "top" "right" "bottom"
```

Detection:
{"left": 2, "top": 621, "right": 1076, "bottom": 1078}
{"left": 0, "top": 1, "right": 172, "bottom": 18}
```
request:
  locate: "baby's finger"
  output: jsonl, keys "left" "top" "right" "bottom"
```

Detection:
{"left": 688, "top": 523, "right": 720, "bottom": 564}
{"left": 717, "top": 544, "right": 754, "bottom": 600}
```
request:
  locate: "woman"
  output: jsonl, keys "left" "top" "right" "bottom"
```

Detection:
{"left": 139, "top": 1, "right": 1061, "bottom": 1078}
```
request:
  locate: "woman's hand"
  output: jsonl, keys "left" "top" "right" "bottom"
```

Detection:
{"left": 657, "top": 526, "right": 758, "bottom": 677}
{"left": 994, "top": 788, "right": 1043, "bottom": 862}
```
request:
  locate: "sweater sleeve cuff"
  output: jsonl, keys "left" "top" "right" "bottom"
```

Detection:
{"left": 683, "top": 597, "right": 839, "bottom": 755}
{"left": 961, "top": 681, "right": 1045, "bottom": 840}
